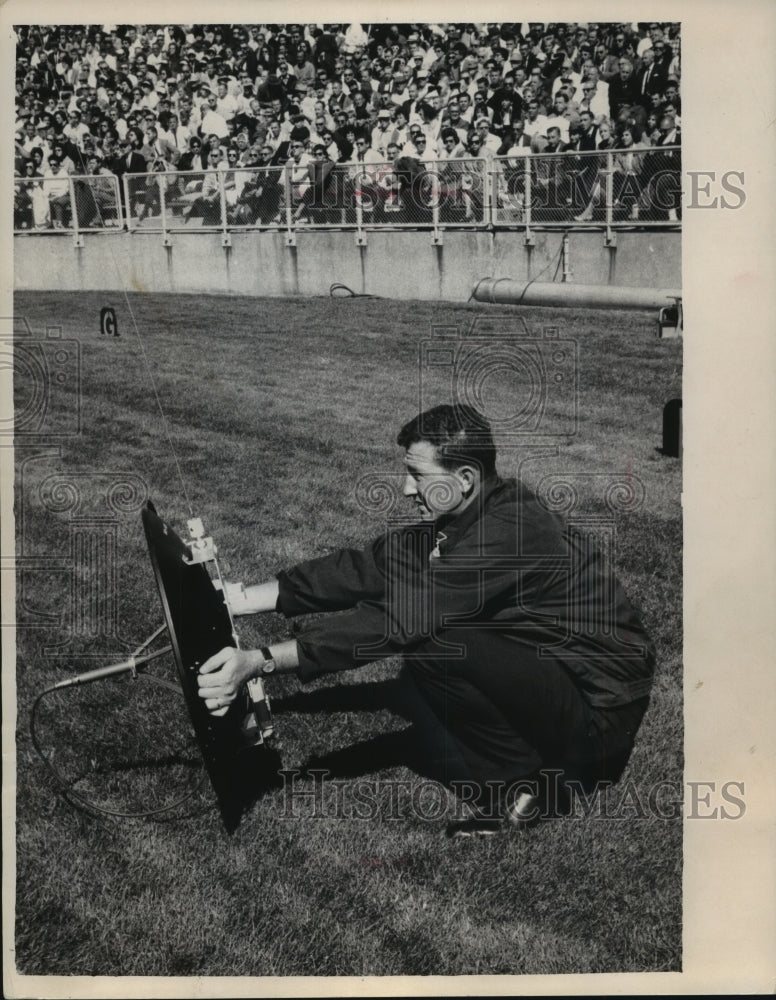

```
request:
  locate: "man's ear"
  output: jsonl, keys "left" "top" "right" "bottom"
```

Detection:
{"left": 457, "top": 464, "right": 478, "bottom": 494}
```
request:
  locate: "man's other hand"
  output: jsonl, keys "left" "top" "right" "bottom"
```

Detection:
{"left": 197, "top": 646, "right": 261, "bottom": 716}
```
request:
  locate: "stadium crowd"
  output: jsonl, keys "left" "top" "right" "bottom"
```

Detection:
{"left": 13, "top": 22, "right": 682, "bottom": 230}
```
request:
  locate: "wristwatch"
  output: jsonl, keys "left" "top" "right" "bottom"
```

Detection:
{"left": 259, "top": 646, "right": 276, "bottom": 675}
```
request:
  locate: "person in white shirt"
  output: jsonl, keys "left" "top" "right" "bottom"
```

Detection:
{"left": 63, "top": 110, "right": 91, "bottom": 150}
{"left": 399, "top": 127, "right": 438, "bottom": 162}
{"left": 199, "top": 93, "right": 230, "bottom": 140}
{"left": 43, "top": 158, "right": 71, "bottom": 227}
{"left": 341, "top": 23, "right": 369, "bottom": 55}
{"left": 578, "top": 79, "right": 609, "bottom": 123}
{"left": 475, "top": 115, "right": 502, "bottom": 153}
{"left": 215, "top": 80, "right": 239, "bottom": 124}
{"left": 523, "top": 98, "right": 551, "bottom": 147}
{"left": 370, "top": 109, "right": 394, "bottom": 159}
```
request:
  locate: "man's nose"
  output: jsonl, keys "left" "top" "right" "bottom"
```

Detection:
{"left": 402, "top": 475, "right": 416, "bottom": 497}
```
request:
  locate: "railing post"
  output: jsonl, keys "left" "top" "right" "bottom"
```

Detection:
{"left": 284, "top": 165, "right": 295, "bottom": 246}
{"left": 159, "top": 171, "right": 171, "bottom": 246}
{"left": 114, "top": 175, "right": 124, "bottom": 231}
{"left": 490, "top": 159, "right": 501, "bottom": 228}
{"left": 218, "top": 168, "right": 230, "bottom": 246}
{"left": 355, "top": 168, "right": 366, "bottom": 245}
{"left": 523, "top": 153, "right": 533, "bottom": 245}
{"left": 69, "top": 176, "right": 83, "bottom": 247}
{"left": 122, "top": 174, "right": 132, "bottom": 231}
{"left": 605, "top": 150, "right": 615, "bottom": 246}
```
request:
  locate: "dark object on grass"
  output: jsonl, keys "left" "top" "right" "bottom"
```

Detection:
{"left": 142, "top": 500, "right": 280, "bottom": 832}
{"left": 661, "top": 398, "right": 682, "bottom": 458}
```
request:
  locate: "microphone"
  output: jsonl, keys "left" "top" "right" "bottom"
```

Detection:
{"left": 52, "top": 646, "right": 171, "bottom": 690}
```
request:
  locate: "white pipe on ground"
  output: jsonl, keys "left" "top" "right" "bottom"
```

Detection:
{"left": 471, "top": 278, "right": 682, "bottom": 311}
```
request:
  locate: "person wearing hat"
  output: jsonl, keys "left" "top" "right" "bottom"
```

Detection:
{"left": 370, "top": 107, "right": 394, "bottom": 159}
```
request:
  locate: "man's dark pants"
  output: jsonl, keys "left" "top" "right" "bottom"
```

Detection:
{"left": 399, "top": 627, "right": 648, "bottom": 806}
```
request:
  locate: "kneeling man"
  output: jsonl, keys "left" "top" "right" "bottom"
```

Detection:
{"left": 198, "top": 405, "right": 655, "bottom": 835}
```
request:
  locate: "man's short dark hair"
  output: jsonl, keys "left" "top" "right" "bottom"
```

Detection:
{"left": 397, "top": 404, "right": 496, "bottom": 476}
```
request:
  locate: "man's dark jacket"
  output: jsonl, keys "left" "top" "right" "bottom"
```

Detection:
{"left": 277, "top": 475, "right": 655, "bottom": 708}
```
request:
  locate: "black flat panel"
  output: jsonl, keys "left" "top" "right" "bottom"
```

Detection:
{"left": 141, "top": 500, "right": 272, "bottom": 831}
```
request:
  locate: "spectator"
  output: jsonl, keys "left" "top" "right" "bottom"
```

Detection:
{"left": 370, "top": 107, "right": 393, "bottom": 159}
{"left": 293, "top": 143, "right": 338, "bottom": 222}
{"left": 635, "top": 47, "right": 666, "bottom": 103}
{"left": 533, "top": 124, "right": 572, "bottom": 219}
{"left": 14, "top": 20, "right": 682, "bottom": 235}
{"left": 184, "top": 145, "right": 223, "bottom": 224}
{"left": 608, "top": 57, "right": 639, "bottom": 119}
{"left": 14, "top": 158, "right": 41, "bottom": 229}
{"left": 42, "top": 156, "right": 71, "bottom": 227}
{"left": 75, "top": 152, "right": 118, "bottom": 226}
{"left": 612, "top": 126, "right": 647, "bottom": 219}
{"left": 199, "top": 90, "right": 229, "bottom": 139}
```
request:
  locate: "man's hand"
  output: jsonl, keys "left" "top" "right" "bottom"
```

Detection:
{"left": 213, "top": 579, "right": 280, "bottom": 616}
{"left": 197, "top": 646, "right": 262, "bottom": 716}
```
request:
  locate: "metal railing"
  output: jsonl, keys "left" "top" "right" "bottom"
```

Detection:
{"left": 13, "top": 173, "right": 123, "bottom": 235}
{"left": 14, "top": 147, "right": 681, "bottom": 243}
{"left": 492, "top": 146, "right": 682, "bottom": 237}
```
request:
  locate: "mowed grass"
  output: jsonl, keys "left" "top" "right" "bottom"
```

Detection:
{"left": 12, "top": 291, "right": 682, "bottom": 977}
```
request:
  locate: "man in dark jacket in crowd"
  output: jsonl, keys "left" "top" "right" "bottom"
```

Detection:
{"left": 197, "top": 404, "right": 655, "bottom": 837}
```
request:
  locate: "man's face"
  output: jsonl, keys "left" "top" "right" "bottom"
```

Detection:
{"left": 402, "top": 440, "right": 470, "bottom": 522}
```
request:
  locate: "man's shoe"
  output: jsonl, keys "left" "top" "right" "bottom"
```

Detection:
{"left": 446, "top": 814, "right": 502, "bottom": 839}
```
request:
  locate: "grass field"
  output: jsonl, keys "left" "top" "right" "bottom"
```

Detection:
{"left": 11, "top": 290, "right": 682, "bottom": 978}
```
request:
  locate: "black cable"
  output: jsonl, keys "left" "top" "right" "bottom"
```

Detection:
{"left": 329, "top": 282, "right": 381, "bottom": 298}
{"left": 29, "top": 673, "right": 209, "bottom": 821}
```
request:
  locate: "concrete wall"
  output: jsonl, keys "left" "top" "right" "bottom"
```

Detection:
{"left": 14, "top": 229, "right": 680, "bottom": 300}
